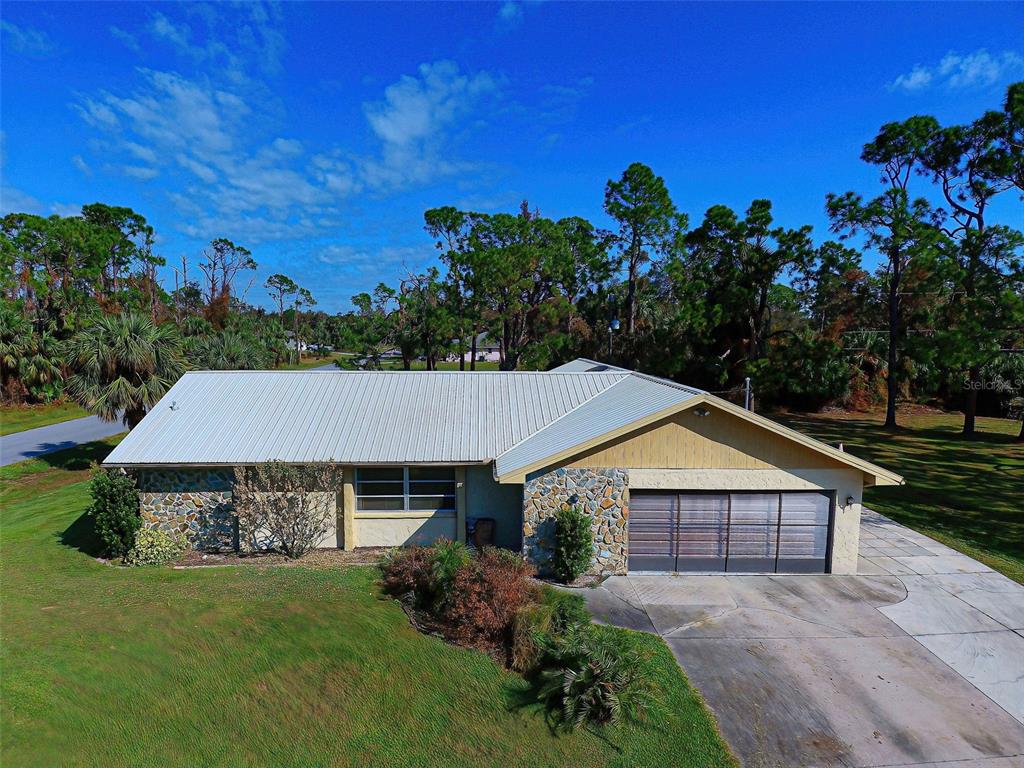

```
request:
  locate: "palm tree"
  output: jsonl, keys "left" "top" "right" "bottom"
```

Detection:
{"left": 64, "top": 313, "right": 186, "bottom": 429}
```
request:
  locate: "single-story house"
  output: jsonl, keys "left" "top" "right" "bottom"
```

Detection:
{"left": 452, "top": 332, "right": 501, "bottom": 364}
{"left": 103, "top": 358, "right": 902, "bottom": 576}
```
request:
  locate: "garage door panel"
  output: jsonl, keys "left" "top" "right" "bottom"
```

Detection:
{"left": 781, "top": 492, "right": 831, "bottom": 526}
{"left": 678, "top": 494, "right": 729, "bottom": 525}
{"left": 628, "top": 494, "right": 676, "bottom": 571}
{"left": 628, "top": 491, "right": 833, "bottom": 574}
{"left": 778, "top": 525, "right": 829, "bottom": 557}
{"left": 729, "top": 493, "right": 780, "bottom": 526}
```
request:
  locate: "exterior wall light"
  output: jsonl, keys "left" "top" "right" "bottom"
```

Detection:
{"left": 693, "top": 407, "right": 711, "bottom": 418}
{"left": 846, "top": 495, "right": 855, "bottom": 507}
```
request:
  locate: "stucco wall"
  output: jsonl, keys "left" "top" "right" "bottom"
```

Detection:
{"left": 355, "top": 514, "right": 456, "bottom": 547}
{"left": 523, "top": 467, "right": 628, "bottom": 577}
{"left": 628, "top": 467, "right": 863, "bottom": 574}
{"left": 136, "top": 468, "right": 237, "bottom": 551}
{"left": 465, "top": 465, "right": 522, "bottom": 549}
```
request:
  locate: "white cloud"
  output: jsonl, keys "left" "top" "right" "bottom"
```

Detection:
{"left": 889, "top": 49, "right": 1024, "bottom": 92}
{"left": 498, "top": 2, "right": 524, "bottom": 28}
{"left": 110, "top": 25, "right": 140, "bottom": 52}
{"left": 361, "top": 60, "right": 500, "bottom": 191}
{"left": 0, "top": 20, "right": 55, "bottom": 56}
{"left": 73, "top": 9, "right": 499, "bottom": 244}
{"left": 122, "top": 165, "right": 160, "bottom": 181}
{"left": 143, "top": 4, "right": 286, "bottom": 80}
{"left": 72, "top": 155, "right": 92, "bottom": 175}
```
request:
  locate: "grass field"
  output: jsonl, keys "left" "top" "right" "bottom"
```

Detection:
{"left": 0, "top": 402, "right": 89, "bottom": 435}
{"left": 0, "top": 440, "right": 734, "bottom": 768}
{"left": 774, "top": 409, "right": 1023, "bottom": 583}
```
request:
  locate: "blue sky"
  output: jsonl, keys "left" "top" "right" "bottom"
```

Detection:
{"left": 2, "top": 2, "right": 1022, "bottom": 311}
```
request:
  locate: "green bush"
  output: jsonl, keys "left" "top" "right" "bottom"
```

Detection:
{"left": 513, "top": 589, "right": 591, "bottom": 674}
{"left": 553, "top": 504, "right": 593, "bottom": 583}
{"left": 125, "top": 528, "right": 188, "bottom": 566}
{"left": 87, "top": 467, "right": 141, "bottom": 558}
{"left": 537, "top": 624, "right": 652, "bottom": 731}
{"left": 429, "top": 538, "right": 472, "bottom": 610}
{"left": 541, "top": 587, "right": 591, "bottom": 633}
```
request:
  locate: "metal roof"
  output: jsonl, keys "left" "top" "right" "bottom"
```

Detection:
{"left": 103, "top": 360, "right": 902, "bottom": 486}
{"left": 548, "top": 357, "right": 626, "bottom": 373}
{"left": 103, "top": 370, "right": 625, "bottom": 466}
{"left": 493, "top": 374, "right": 702, "bottom": 478}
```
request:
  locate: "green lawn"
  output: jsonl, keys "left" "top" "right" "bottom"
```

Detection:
{"left": 774, "top": 409, "right": 1023, "bottom": 583}
{"left": 0, "top": 441, "right": 734, "bottom": 768}
{"left": 1, "top": 402, "right": 89, "bottom": 435}
{"left": 277, "top": 352, "right": 346, "bottom": 370}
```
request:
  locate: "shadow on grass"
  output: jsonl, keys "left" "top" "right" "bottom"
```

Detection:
{"left": 58, "top": 510, "right": 105, "bottom": 558}
{"left": 36, "top": 440, "right": 118, "bottom": 472}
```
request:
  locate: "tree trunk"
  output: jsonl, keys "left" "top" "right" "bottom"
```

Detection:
{"left": 125, "top": 406, "right": 146, "bottom": 430}
{"left": 470, "top": 332, "right": 477, "bottom": 371}
{"left": 884, "top": 263, "right": 900, "bottom": 430}
{"left": 625, "top": 253, "right": 638, "bottom": 335}
{"left": 459, "top": 334, "right": 465, "bottom": 371}
{"left": 293, "top": 310, "right": 300, "bottom": 362}
{"left": 1018, "top": 415, "right": 1024, "bottom": 442}
{"left": 962, "top": 365, "right": 980, "bottom": 438}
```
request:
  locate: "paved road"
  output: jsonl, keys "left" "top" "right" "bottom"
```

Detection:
{"left": 1, "top": 415, "right": 126, "bottom": 466}
{"left": 584, "top": 511, "right": 1024, "bottom": 768}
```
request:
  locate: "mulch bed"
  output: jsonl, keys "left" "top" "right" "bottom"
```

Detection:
{"left": 172, "top": 547, "right": 391, "bottom": 569}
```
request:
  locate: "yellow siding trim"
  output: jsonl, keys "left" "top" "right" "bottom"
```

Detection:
{"left": 495, "top": 394, "right": 903, "bottom": 486}
{"left": 342, "top": 467, "right": 356, "bottom": 551}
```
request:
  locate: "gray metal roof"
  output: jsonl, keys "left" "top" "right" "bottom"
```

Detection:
{"left": 549, "top": 357, "right": 626, "bottom": 373}
{"left": 493, "top": 374, "right": 702, "bottom": 478}
{"left": 104, "top": 370, "right": 625, "bottom": 466}
{"left": 103, "top": 360, "right": 901, "bottom": 485}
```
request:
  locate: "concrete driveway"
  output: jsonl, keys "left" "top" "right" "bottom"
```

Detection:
{"left": 584, "top": 513, "right": 1024, "bottom": 767}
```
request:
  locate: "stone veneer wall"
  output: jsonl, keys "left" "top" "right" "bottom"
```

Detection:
{"left": 135, "top": 468, "right": 237, "bottom": 551}
{"left": 522, "top": 467, "right": 628, "bottom": 576}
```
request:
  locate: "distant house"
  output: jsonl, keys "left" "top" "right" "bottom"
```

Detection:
{"left": 284, "top": 332, "right": 309, "bottom": 353}
{"left": 454, "top": 332, "right": 500, "bottom": 364}
{"left": 104, "top": 358, "right": 902, "bottom": 577}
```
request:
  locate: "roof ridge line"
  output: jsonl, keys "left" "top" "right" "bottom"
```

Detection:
{"left": 491, "top": 375, "right": 631, "bottom": 466}
{"left": 629, "top": 370, "right": 706, "bottom": 395}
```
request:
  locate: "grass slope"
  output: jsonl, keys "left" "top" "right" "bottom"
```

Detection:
{"left": 1, "top": 402, "right": 89, "bottom": 435}
{"left": 775, "top": 409, "right": 1023, "bottom": 583}
{"left": 0, "top": 442, "right": 734, "bottom": 768}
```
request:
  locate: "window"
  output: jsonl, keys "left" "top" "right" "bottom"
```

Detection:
{"left": 356, "top": 467, "right": 456, "bottom": 513}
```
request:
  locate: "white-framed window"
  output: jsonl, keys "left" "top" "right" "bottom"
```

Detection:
{"left": 355, "top": 467, "right": 456, "bottom": 513}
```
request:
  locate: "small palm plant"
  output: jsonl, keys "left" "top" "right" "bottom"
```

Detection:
{"left": 537, "top": 625, "right": 652, "bottom": 731}
{"left": 64, "top": 313, "right": 186, "bottom": 428}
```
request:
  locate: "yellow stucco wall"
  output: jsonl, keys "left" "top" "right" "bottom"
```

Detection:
{"left": 565, "top": 403, "right": 848, "bottom": 471}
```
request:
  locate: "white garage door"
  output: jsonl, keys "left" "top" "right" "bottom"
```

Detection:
{"left": 628, "top": 491, "right": 833, "bottom": 573}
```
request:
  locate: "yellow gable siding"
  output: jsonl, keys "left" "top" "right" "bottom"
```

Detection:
{"left": 564, "top": 403, "right": 846, "bottom": 471}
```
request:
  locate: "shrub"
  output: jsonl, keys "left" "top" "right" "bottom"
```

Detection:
{"left": 537, "top": 624, "right": 652, "bottom": 731}
{"left": 125, "top": 528, "right": 188, "bottom": 566}
{"left": 233, "top": 462, "right": 336, "bottom": 558}
{"left": 445, "top": 547, "right": 538, "bottom": 649}
{"left": 429, "top": 538, "right": 471, "bottom": 610}
{"left": 87, "top": 467, "right": 141, "bottom": 559}
{"left": 511, "top": 602, "right": 555, "bottom": 673}
{"left": 541, "top": 587, "right": 591, "bottom": 633}
{"left": 380, "top": 546, "right": 434, "bottom": 604}
{"left": 553, "top": 504, "right": 593, "bottom": 583}
{"left": 512, "top": 589, "right": 593, "bottom": 673}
